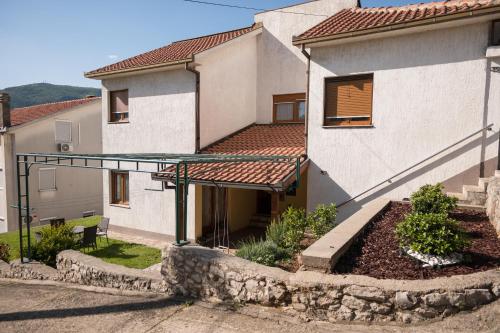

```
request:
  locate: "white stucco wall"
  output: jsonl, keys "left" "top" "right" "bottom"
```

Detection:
{"left": 307, "top": 22, "right": 500, "bottom": 220}
{"left": 197, "top": 32, "right": 258, "bottom": 147}
{"left": 0, "top": 100, "right": 103, "bottom": 231}
{"left": 102, "top": 70, "right": 198, "bottom": 238}
{"left": 254, "top": 0, "right": 357, "bottom": 124}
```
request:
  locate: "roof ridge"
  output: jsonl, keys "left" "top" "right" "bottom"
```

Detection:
{"left": 355, "top": 0, "right": 491, "bottom": 13}
{"left": 171, "top": 23, "right": 257, "bottom": 44}
{"left": 11, "top": 97, "right": 100, "bottom": 112}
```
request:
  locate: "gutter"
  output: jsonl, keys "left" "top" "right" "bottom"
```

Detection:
{"left": 84, "top": 58, "right": 193, "bottom": 79}
{"left": 292, "top": 5, "right": 500, "bottom": 47}
{"left": 185, "top": 62, "right": 201, "bottom": 153}
{"left": 301, "top": 45, "right": 311, "bottom": 156}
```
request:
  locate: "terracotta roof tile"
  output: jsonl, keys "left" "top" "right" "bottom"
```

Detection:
{"left": 296, "top": 0, "right": 500, "bottom": 42}
{"left": 86, "top": 24, "right": 259, "bottom": 77}
{"left": 159, "top": 124, "right": 306, "bottom": 187}
{"left": 10, "top": 97, "right": 100, "bottom": 127}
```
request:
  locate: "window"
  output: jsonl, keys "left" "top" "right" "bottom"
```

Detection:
{"left": 324, "top": 74, "right": 373, "bottom": 127}
{"left": 111, "top": 171, "right": 129, "bottom": 205}
{"left": 492, "top": 20, "right": 500, "bottom": 46}
{"left": 39, "top": 168, "right": 56, "bottom": 191}
{"left": 109, "top": 90, "right": 129, "bottom": 123}
{"left": 273, "top": 93, "right": 306, "bottom": 123}
{"left": 55, "top": 120, "right": 72, "bottom": 143}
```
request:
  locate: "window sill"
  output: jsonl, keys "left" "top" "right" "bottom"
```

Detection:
{"left": 322, "top": 125, "right": 375, "bottom": 129}
{"left": 109, "top": 203, "right": 130, "bottom": 209}
{"left": 39, "top": 188, "right": 57, "bottom": 192}
{"left": 486, "top": 45, "right": 500, "bottom": 58}
{"left": 107, "top": 121, "right": 130, "bottom": 125}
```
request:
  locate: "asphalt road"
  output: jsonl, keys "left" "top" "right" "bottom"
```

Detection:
{"left": 0, "top": 280, "right": 498, "bottom": 333}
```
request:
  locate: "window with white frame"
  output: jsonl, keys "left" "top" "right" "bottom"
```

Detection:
{"left": 55, "top": 120, "right": 72, "bottom": 143}
{"left": 39, "top": 168, "right": 56, "bottom": 191}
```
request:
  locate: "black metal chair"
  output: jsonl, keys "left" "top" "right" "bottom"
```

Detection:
{"left": 80, "top": 225, "right": 98, "bottom": 251}
{"left": 50, "top": 218, "right": 66, "bottom": 228}
{"left": 96, "top": 217, "right": 110, "bottom": 245}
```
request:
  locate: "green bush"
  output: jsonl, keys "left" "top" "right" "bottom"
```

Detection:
{"left": 307, "top": 203, "right": 337, "bottom": 239}
{"left": 410, "top": 183, "right": 458, "bottom": 215}
{"left": 235, "top": 238, "right": 289, "bottom": 266}
{"left": 278, "top": 207, "right": 308, "bottom": 252}
{"left": 29, "top": 225, "right": 78, "bottom": 267}
{"left": 0, "top": 241, "right": 10, "bottom": 263}
{"left": 265, "top": 220, "right": 288, "bottom": 249}
{"left": 396, "top": 213, "right": 469, "bottom": 256}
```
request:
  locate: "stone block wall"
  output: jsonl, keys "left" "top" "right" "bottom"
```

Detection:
{"left": 486, "top": 175, "right": 500, "bottom": 232}
{"left": 162, "top": 244, "right": 500, "bottom": 323}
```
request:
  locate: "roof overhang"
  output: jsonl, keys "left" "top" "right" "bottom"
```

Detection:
{"left": 293, "top": 5, "right": 500, "bottom": 48}
{"left": 84, "top": 58, "right": 193, "bottom": 80}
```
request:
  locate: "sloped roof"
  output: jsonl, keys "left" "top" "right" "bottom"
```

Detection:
{"left": 10, "top": 97, "right": 100, "bottom": 127}
{"left": 156, "top": 124, "right": 307, "bottom": 188}
{"left": 85, "top": 24, "right": 261, "bottom": 78}
{"left": 294, "top": 0, "right": 500, "bottom": 44}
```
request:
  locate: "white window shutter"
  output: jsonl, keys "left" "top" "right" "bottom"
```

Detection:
{"left": 39, "top": 168, "right": 56, "bottom": 191}
{"left": 55, "top": 120, "right": 72, "bottom": 143}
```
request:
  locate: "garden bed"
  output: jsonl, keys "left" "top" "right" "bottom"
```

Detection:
{"left": 333, "top": 202, "right": 500, "bottom": 279}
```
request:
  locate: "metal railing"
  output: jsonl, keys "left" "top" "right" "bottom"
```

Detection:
{"left": 338, "top": 123, "right": 495, "bottom": 207}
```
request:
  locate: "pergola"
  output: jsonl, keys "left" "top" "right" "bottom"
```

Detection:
{"left": 15, "top": 152, "right": 301, "bottom": 261}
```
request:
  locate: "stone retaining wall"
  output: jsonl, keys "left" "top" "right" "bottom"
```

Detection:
{"left": 162, "top": 244, "right": 500, "bottom": 323}
{"left": 0, "top": 259, "right": 57, "bottom": 280}
{"left": 56, "top": 250, "right": 170, "bottom": 293}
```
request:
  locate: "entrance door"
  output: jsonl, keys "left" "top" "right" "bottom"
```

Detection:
{"left": 256, "top": 191, "right": 271, "bottom": 215}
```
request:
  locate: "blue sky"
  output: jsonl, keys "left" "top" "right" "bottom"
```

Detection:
{"left": 1, "top": 0, "right": 416, "bottom": 89}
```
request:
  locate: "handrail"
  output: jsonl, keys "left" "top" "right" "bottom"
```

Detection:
{"left": 338, "top": 123, "right": 494, "bottom": 208}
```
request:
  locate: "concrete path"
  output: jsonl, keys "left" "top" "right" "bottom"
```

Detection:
{"left": 0, "top": 280, "right": 498, "bottom": 333}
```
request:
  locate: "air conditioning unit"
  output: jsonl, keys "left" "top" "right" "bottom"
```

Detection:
{"left": 58, "top": 143, "right": 73, "bottom": 152}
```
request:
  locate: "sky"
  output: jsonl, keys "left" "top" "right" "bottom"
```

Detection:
{"left": 1, "top": 0, "right": 417, "bottom": 89}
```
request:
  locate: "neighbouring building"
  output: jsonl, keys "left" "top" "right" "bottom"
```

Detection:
{"left": 0, "top": 94, "right": 102, "bottom": 232}
{"left": 84, "top": 0, "right": 357, "bottom": 242}
{"left": 293, "top": 0, "right": 500, "bottom": 219}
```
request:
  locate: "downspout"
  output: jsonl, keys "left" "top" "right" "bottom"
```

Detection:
{"left": 185, "top": 62, "right": 201, "bottom": 153}
{"left": 301, "top": 45, "right": 311, "bottom": 155}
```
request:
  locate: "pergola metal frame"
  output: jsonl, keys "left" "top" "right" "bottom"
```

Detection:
{"left": 16, "top": 152, "right": 301, "bottom": 262}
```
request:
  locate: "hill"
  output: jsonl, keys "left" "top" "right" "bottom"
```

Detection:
{"left": 1, "top": 83, "right": 101, "bottom": 108}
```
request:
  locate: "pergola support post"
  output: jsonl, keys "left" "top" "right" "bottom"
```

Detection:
{"left": 16, "top": 155, "right": 24, "bottom": 262}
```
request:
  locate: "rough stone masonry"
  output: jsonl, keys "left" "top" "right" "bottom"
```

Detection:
{"left": 162, "top": 244, "right": 500, "bottom": 323}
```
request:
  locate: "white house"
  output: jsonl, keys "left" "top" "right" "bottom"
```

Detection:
{"left": 293, "top": 0, "right": 500, "bottom": 219}
{"left": 84, "top": 0, "right": 500, "bottom": 243}
{"left": 84, "top": 0, "right": 357, "bottom": 242}
{"left": 0, "top": 94, "right": 103, "bottom": 232}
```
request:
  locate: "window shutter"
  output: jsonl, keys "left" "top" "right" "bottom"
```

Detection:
{"left": 324, "top": 74, "right": 373, "bottom": 126}
{"left": 55, "top": 120, "right": 72, "bottom": 143}
{"left": 110, "top": 90, "right": 129, "bottom": 122}
{"left": 39, "top": 168, "right": 56, "bottom": 191}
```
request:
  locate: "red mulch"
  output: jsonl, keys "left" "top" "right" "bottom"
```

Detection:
{"left": 333, "top": 202, "right": 500, "bottom": 280}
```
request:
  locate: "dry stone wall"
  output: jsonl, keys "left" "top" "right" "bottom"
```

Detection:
{"left": 162, "top": 244, "right": 500, "bottom": 323}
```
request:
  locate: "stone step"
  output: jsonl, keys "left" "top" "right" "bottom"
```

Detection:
{"left": 248, "top": 215, "right": 272, "bottom": 229}
{"left": 447, "top": 192, "right": 466, "bottom": 201}
{"left": 462, "top": 184, "right": 484, "bottom": 195}
{"left": 456, "top": 203, "right": 486, "bottom": 212}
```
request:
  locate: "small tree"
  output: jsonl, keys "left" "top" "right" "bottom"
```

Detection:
{"left": 410, "top": 183, "right": 457, "bottom": 215}
{"left": 307, "top": 203, "right": 337, "bottom": 239}
{"left": 396, "top": 213, "right": 469, "bottom": 256}
{"left": 29, "top": 225, "right": 78, "bottom": 267}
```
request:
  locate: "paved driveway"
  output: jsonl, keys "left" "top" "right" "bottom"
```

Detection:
{"left": 0, "top": 280, "right": 498, "bottom": 333}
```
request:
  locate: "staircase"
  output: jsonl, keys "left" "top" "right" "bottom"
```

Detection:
{"left": 248, "top": 214, "right": 272, "bottom": 229}
{"left": 447, "top": 173, "right": 499, "bottom": 208}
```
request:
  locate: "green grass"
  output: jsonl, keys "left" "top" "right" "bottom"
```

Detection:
{"left": 0, "top": 216, "right": 161, "bottom": 269}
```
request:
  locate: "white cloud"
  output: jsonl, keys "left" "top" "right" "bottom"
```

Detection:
{"left": 107, "top": 54, "right": 118, "bottom": 60}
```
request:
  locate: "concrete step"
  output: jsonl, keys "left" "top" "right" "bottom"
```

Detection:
{"left": 248, "top": 215, "right": 272, "bottom": 229}
{"left": 456, "top": 203, "right": 486, "bottom": 212}
{"left": 448, "top": 192, "right": 466, "bottom": 201}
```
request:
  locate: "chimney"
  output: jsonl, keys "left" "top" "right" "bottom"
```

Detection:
{"left": 0, "top": 93, "right": 11, "bottom": 128}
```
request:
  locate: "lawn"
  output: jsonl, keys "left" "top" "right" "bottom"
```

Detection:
{"left": 0, "top": 216, "right": 161, "bottom": 269}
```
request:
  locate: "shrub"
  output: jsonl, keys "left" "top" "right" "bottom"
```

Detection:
{"left": 278, "top": 207, "right": 308, "bottom": 252}
{"left": 410, "top": 183, "right": 457, "bottom": 215}
{"left": 235, "top": 238, "right": 289, "bottom": 266}
{"left": 396, "top": 213, "right": 469, "bottom": 256}
{"left": 0, "top": 241, "right": 10, "bottom": 263}
{"left": 29, "top": 225, "right": 78, "bottom": 267}
{"left": 266, "top": 220, "right": 288, "bottom": 249}
{"left": 307, "top": 203, "right": 337, "bottom": 239}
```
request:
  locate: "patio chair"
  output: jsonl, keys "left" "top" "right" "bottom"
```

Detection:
{"left": 80, "top": 225, "right": 98, "bottom": 252}
{"left": 97, "top": 217, "right": 110, "bottom": 245}
{"left": 50, "top": 218, "right": 66, "bottom": 228}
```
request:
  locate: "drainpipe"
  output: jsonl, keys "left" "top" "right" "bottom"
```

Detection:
{"left": 185, "top": 63, "right": 201, "bottom": 153}
{"left": 301, "top": 45, "right": 311, "bottom": 156}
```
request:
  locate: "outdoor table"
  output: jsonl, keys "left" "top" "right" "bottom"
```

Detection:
{"left": 73, "top": 226, "right": 84, "bottom": 234}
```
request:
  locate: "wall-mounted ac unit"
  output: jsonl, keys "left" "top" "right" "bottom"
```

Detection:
{"left": 58, "top": 143, "right": 73, "bottom": 152}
